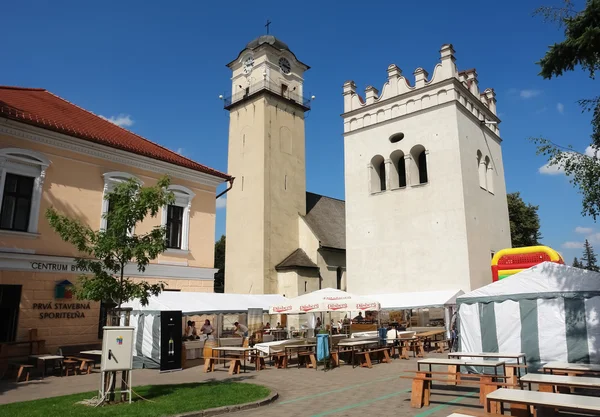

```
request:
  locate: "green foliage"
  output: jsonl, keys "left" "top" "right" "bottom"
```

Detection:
{"left": 46, "top": 176, "right": 175, "bottom": 307}
{"left": 573, "top": 256, "right": 583, "bottom": 268}
{"left": 213, "top": 235, "right": 225, "bottom": 293}
{"left": 507, "top": 192, "right": 542, "bottom": 247}
{"left": 582, "top": 239, "right": 600, "bottom": 271}
{"left": 531, "top": 0, "right": 600, "bottom": 219}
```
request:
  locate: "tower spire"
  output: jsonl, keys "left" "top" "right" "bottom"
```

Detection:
{"left": 265, "top": 19, "right": 271, "bottom": 34}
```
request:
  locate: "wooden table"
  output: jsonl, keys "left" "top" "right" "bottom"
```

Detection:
{"left": 449, "top": 352, "right": 527, "bottom": 380}
{"left": 542, "top": 361, "right": 600, "bottom": 375}
{"left": 337, "top": 340, "right": 379, "bottom": 368}
{"left": 211, "top": 347, "right": 256, "bottom": 373}
{"left": 521, "top": 373, "right": 600, "bottom": 393}
{"left": 30, "top": 354, "right": 63, "bottom": 379}
{"left": 284, "top": 344, "right": 316, "bottom": 369}
{"left": 418, "top": 358, "right": 506, "bottom": 386}
{"left": 486, "top": 387, "right": 600, "bottom": 416}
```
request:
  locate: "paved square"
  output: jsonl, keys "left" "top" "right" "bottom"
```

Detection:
{"left": 0, "top": 354, "right": 483, "bottom": 417}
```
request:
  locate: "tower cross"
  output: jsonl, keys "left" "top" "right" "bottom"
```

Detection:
{"left": 265, "top": 20, "right": 271, "bottom": 34}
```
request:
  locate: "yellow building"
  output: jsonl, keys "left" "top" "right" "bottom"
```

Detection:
{"left": 0, "top": 86, "right": 231, "bottom": 350}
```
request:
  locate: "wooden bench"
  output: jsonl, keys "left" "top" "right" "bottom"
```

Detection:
{"left": 11, "top": 363, "right": 34, "bottom": 382}
{"left": 271, "top": 352, "right": 287, "bottom": 369}
{"left": 203, "top": 357, "right": 243, "bottom": 375}
{"left": 298, "top": 351, "right": 317, "bottom": 368}
{"left": 486, "top": 387, "right": 600, "bottom": 416}
{"left": 433, "top": 339, "right": 451, "bottom": 353}
{"left": 62, "top": 359, "right": 78, "bottom": 376}
{"left": 66, "top": 356, "right": 96, "bottom": 374}
{"left": 401, "top": 371, "right": 519, "bottom": 409}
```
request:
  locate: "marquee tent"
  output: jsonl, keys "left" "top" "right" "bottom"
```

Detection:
{"left": 372, "top": 289, "right": 464, "bottom": 310}
{"left": 269, "top": 287, "right": 380, "bottom": 314}
{"left": 122, "top": 292, "right": 288, "bottom": 369}
{"left": 457, "top": 262, "right": 600, "bottom": 369}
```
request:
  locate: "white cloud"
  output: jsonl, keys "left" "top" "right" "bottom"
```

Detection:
{"left": 535, "top": 107, "right": 548, "bottom": 114}
{"left": 557, "top": 103, "right": 564, "bottom": 114}
{"left": 520, "top": 89, "right": 541, "bottom": 99}
{"left": 176, "top": 148, "right": 184, "bottom": 155}
{"left": 585, "top": 146, "right": 598, "bottom": 157}
{"left": 539, "top": 161, "right": 565, "bottom": 175}
{"left": 576, "top": 226, "right": 594, "bottom": 234}
{"left": 99, "top": 113, "right": 134, "bottom": 127}
{"left": 563, "top": 241, "right": 584, "bottom": 249}
{"left": 216, "top": 196, "right": 227, "bottom": 209}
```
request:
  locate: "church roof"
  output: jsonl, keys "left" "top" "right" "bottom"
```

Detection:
{"left": 276, "top": 248, "right": 318, "bottom": 270}
{"left": 246, "top": 35, "right": 290, "bottom": 52}
{"left": 304, "top": 192, "right": 346, "bottom": 251}
{"left": 0, "top": 86, "right": 231, "bottom": 181}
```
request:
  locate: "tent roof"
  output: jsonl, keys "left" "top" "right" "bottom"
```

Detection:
{"left": 458, "top": 262, "right": 600, "bottom": 304}
{"left": 123, "top": 292, "right": 289, "bottom": 315}
{"left": 371, "top": 289, "right": 464, "bottom": 310}
{"left": 269, "top": 287, "right": 380, "bottom": 314}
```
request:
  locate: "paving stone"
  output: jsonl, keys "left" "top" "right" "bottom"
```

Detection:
{"left": 0, "top": 353, "right": 483, "bottom": 416}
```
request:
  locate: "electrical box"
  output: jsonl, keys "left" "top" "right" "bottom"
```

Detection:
{"left": 101, "top": 326, "right": 135, "bottom": 372}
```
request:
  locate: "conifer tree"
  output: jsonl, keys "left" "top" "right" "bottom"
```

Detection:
{"left": 572, "top": 257, "right": 583, "bottom": 268}
{"left": 582, "top": 239, "right": 600, "bottom": 272}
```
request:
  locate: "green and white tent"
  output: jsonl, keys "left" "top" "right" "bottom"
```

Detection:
{"left": 457, "top": 262, "right": 600, "bottom": 369}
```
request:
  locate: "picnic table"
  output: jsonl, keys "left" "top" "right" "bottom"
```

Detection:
{"left": 542, "top": 361, "right": 600, "bottom": 375}
{"left": 486, "top": 387, "right": 600, "bottom": 415}
{"left": 29, "top": 354, "right": 63, "bottom": 379}
{"left": 449, "top": 352, "right": 527, "bottom": 380}
{"left": 337, "top": 340, "right": 379, "bottom": 368}
{"left": 285, "top": 344, "right": 317, "bottom": 369}
{"left": 210, "top": 346, "right": 257, "bottom": 374}
{"left": 521, "top": 373, "right": 600, "bottom": 392}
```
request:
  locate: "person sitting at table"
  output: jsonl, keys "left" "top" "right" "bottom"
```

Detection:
{"left": 264, "top": 322, "right": 271, "bottom": 330}
{"left": 233, "top": 322, "right": 249, "bottom": 338}
{"left": 315, "top": 317, "right": 322, "bottom": 331}
{"left": 276, "top": 322, "right": 283, "bottom": 329}
{"left": 353, "top": 312, "right": 364, "bottom": 323}
{"left": 184, "top": 320, "right": 197, "bottom": 340}
{"left": 201, "top": 319, "right": 214, "bottom": 338}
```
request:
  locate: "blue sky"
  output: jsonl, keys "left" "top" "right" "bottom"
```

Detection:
{"left": 2, "top": 0, "right": 596, "bottom": 263}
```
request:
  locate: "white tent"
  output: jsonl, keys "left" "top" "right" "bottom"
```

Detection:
{"left": 372, "top": 289, "right": 464, "bottom": 310}
{"left": 457, "top": 262, "right": 600, "bottom": 369}
{"left": 123, "top": 292, "right": 288, "bottom": 368}
{"left": 269, "top": 288, "right": 380, "bottom": 314}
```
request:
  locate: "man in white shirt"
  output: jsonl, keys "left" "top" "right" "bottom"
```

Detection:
{"left": 234, "top": 322, "right": 248, "bottom": 337}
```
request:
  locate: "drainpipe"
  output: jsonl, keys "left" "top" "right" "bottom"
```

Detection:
{"left": 216, "top": 177, "right": 235, "bottom": 200}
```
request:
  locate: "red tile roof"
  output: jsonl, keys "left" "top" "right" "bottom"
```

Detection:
{"left": 0, "top": 86, "right": 231, "bottom": 180}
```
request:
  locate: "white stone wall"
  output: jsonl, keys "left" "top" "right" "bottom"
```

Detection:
{"left": 342, "top": 44, "right": 509, "bottom": 295}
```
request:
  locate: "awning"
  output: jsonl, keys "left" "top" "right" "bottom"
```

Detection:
{"left": 371, "top": 289, "right": 464, "bottom": 310}
{"left": 123, "top": 292, "right": 289, "bottom": 315}
{"left": 269, "top": 287, "right": 380, "bottom": 314}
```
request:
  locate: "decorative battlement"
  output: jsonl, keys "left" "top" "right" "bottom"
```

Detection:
{"left": 342, "top": 44, "right": 499, "bottom": 135}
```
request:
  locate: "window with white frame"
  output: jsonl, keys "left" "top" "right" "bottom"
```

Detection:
{"left": 0, "top": 148, "right": 50, "bottom": 234}
{"left": 161, "top": 185, "right": 195, "bottom": 251}
{"left": 101, "top": 172, "right": 143, "bottom": 232}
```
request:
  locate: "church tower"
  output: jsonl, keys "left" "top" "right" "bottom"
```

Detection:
{"left": 342, "top": 44, "right": 511, "bottom": 294}
{"left": 223, "top": 35, "right": 311, "bottom": 294}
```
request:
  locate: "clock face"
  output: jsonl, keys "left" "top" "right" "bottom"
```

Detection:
{"left": 278, "top": 57, "right": 291, "bottom": 74}
{"left": 243, "top": 56, "right": 254, "bottom": 75}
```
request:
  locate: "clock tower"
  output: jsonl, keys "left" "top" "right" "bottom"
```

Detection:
{"left": 223, "top": 35, "right": 311, "bottom": 294}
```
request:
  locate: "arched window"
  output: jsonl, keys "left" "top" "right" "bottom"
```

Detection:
{"left": 0, "top": 148, "right": 50, "bottom": 234}
{"left": 485, "top": 156, "right": 494, "bottom": 194}
{"left": 477, "top": 150, "right": 486, "bottom": 189}
{"left": 370, "top": 155, "right": 386, "bottom": 193}
{"left": 336, "top": 267, "right": 343, "bottom": 290}
{"left": 410, "top": 145, "right": 428, "bottom": 185}
{"left": 390, "top": 150, "right": 406, "bottom": 189}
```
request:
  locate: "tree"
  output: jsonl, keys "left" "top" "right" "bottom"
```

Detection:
{"left": 507, "top": 192, "right": 543, "bottom": 247}
{"left": 582, "top": 239, "right": 600, "bottom": 271}
{"left": 214, "top": 235, "right": 225, "bottom": 293}
{"left": 573, "top": 256, "right": 583, "bottom": 268}
{"left": 46, "top": 176, "right": 175, "bottom": 311}
{"left": 531, "top": 0, "right": 600, "bottom": 220}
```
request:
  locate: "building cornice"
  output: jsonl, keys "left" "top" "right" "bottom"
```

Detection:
{"left": 341, "top": 77, "right": 500, "bottom": 125}
{"left": 0, "top": 118, "right": 226, "bottom": 188}
{"left": 0, "top": 252, "right": 216, "bottom": 280}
